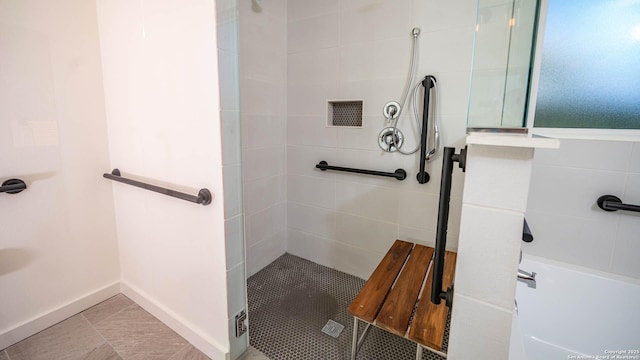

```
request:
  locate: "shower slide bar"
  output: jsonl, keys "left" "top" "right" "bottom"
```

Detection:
{"left": 315, "top": 161, "right": 407, "bottom": 181}
{"left": 597, "top": 195, "right": 640, "bottom": 213}
{"left": 0, "top": 179, "right": 27, "bottom": 195}
{"left": 103, "top": 169, "right": 212, "bottom": 205}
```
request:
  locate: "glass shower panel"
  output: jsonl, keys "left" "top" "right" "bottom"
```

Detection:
{"left": 467, "top": 0, "right": 540, "bottom": 130}
{"left": 533, "top": 0, "right": 640, "bottom": 129}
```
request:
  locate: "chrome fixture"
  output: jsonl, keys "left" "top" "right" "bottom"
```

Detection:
{"left": 383, "top": 101, "right": 401, "bottom": 121}
{"left": 378, "top": 27, "right": 441, "bottom": 183}
{"left": 378, "top": 127, "right": 404, "bottom": 152}
{"left": 517, "top": 269, "right": 536, "bottom": 289}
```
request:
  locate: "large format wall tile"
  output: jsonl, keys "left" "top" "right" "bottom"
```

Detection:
{"left": 285, "top": 0, "right": 475, "bottom": 279}
{"left": 526, "top": 139, "right": 640, "bottom": 279}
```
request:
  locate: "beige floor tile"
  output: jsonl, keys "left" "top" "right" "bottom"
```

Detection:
{"left": 81, "top": 343, "right": 122, "bottom": 360}
{"left": 0, "top": 350, "right": 8, "bottom": 360}
{"left": 93, "top": 304, "right": 187, "bottom": 360}
{"left": 168, "top": 344, "right": 210, "bottom": 360}
{"left": 6, "top": 315, "right": 105, "bottom": 360}
{"left": 83, "top": 294, "right": 134, "bottom": 325}
{"left": 239, "top": 347, "right": 270, "bottom": 360}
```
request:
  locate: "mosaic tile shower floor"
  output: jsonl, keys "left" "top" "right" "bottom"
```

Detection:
{"left": 247, "top": 254, "right": 449, "bottom": 360}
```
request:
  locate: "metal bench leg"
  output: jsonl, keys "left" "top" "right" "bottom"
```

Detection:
{"left": 351, "top": 318, "right": 372, "bottom": 360}
{"left": 351, "top": 318, "right": 359, "bottom": 360}
{"left": 416, "top": 344, "right": 423, "bottom": 360}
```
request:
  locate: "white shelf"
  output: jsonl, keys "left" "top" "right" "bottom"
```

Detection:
{"left": 466, "top": 132, "right": 560, "bottom": 149}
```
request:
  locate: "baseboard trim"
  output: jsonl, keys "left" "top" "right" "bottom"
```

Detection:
{"left": 120, "top": 281, "right": 228, "bottom": 360}
{"left": 0, "top": 282, "right": 120, "bottom": 350}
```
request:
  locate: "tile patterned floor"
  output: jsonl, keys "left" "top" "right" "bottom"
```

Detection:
{"left": 1, "top": 294, "right": 210, "bottom": 360}
{"left": 239, "top": 347, "right": 269, "bottom": 360}
{"left": 247, "top": 253, "right": 448, "bottom": 360}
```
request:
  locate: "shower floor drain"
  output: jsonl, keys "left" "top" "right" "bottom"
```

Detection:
{"left": 321, "top": 320, "right": 344, "bottom": 338}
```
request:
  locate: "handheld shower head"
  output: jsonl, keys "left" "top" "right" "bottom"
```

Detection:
{"left": 412, "top": 27, "right": 421, "bottom": 38}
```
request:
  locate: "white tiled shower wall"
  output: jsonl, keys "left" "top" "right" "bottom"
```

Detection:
{"left": 238, "top": 0, "right": 288, "bottom": 277}
{"left": 217, "top": 0, "right": 250, "bottom": 357}
{"left": 285, "top": 0, "right": 476, "bottom": 279}
{"left": 525, "top": 139, "right": 640, "bottom": 279}
{"left": 238, "top": 0, "right": 477, "bottom": 280}
{"left": 239, "top": 0, "right": 640, "bottom": 285}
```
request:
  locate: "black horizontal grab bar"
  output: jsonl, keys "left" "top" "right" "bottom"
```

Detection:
{"left": 315, "top": 161, "right": 406, "bottom": 181}
{"left": 597, "top": 195, "right": 640, "bottom": 213}
{"left": 103, "top": 169, "right": 212, "bottom": 205}
{"left": 1, "top": 179, "right": 27, "bottom": 195}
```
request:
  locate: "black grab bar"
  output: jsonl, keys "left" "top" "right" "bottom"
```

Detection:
{"left": 431, "top": 146, "right": 466, "bottom": 307}
{"left": 315, "top": 161, "right": 406, "bottom": 181}
{"left": 597, "top": 195, "right": 640, "bottom": 213}
{"left": 417, "top": 75, "right": 436, "bottom": 184}
{"left": 103, "top": 169, "right": 212, "bottom": 205}
{"left": 1, "top": 179, "right": 27, "bottom": 195}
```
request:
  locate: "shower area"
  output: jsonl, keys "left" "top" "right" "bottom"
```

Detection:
{"left": 231, "top": 0, "right": 473, "bottom": 359}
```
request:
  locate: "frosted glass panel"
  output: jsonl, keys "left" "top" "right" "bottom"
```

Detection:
{"left": 534, "top": 0, "right": 640, "bottom": 129}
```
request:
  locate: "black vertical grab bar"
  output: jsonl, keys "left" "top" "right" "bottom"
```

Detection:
{"left": 417, "top": 75, "right": 436, "bottom": 184}
{"left": 431, "top": 146, "right": 466, "bottom": 306}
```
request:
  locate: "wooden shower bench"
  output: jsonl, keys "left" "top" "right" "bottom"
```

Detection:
{"left": 348, "top": 240, "right": 457, "bottom": 360}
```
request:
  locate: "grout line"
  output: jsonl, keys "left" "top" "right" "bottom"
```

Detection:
{"left": 167, "top": 344, "right": 190, "bottom": 360}
{"left": 89, "top": 300, "right": 137, "bottom": 328}
{"left": 80, "top": 313, "right": 127, "bottom": 360}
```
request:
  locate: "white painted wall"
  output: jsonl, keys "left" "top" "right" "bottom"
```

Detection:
{"left": 0, "top": 0, "right": 120, "bottom": 349}
{"left": 525, "top": 139, "right": 640, "bottom": 279}
{"left": 96, "top": 1, "right": 229, "bottom": 358}
{"left": 285, "top": 0, "right": 475, "bottom": 279}
{"left": 239, "top": 0, "right": 288, "bottom": 277}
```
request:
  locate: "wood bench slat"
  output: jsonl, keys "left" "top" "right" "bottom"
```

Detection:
{"left": 375, "top": 245, "right": 434, "bottom": 337}
{"left": 407, "top": 250, "right": 457, "bottom": 351}
{"left": 347, "top": 240, "right": 413, "bottom": 322}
